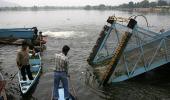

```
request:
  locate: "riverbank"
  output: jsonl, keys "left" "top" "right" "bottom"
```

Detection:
{"left": 1, "top": 7, "right": 170, "bottom": 14}
{"left": 116, "top": 7, "right": 170, "bottom": 13}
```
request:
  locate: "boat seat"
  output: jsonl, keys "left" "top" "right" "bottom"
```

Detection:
{"left": 20, "top": 81, "right": 32, "bottom": 86}
{"left": 29, "top": 59, "right": 41, "bottom": 65}
{"left": 31, "top": 65, "right": 40, "bottom": 72}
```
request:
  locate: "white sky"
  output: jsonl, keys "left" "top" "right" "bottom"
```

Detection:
{"left": 4, "top": 0, "right": 157, "bottom": 7}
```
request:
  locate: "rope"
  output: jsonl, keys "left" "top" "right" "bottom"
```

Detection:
{"left": 0, "top": 72, "right": 4, "bottom": 80}
{"left": 84, "top": 71, "right": 106, "bottom": 93}
{"left": 84, "top": 71, "right": 111, "bottom": 99}
{"left": 10, "top": 71, "right": 18, "bottom": 81}
{"left": 131, "top": 15, "right": 149, "bottom": 28}
{"left": 110, "top": 15, "right": 149, "bottom": 28}
{"left": 69, "top": 75, "right": 78, "bottom": 100}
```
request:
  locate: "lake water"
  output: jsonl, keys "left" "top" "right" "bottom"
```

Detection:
{"left": 0, "top": 10, "right": 170, "bottom": 100}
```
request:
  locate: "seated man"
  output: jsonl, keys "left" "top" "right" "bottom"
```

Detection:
{"left": 35, "top": 32, "right": 46, "bottom": 46}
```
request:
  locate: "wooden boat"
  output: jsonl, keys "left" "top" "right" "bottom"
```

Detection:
{"left": 0, "top": 27, "right": 47, "bottom": 46}
{"left": 51, "top": 77, "right": 76, "bottom": 100}
{"left": 51, "top": 87, "right": 76, "bottom": 100}
{"left": 0, "top": 73, "right": 7, "bottom": 100}
{"left": 0, "top": 28, "right": 35, "bottom": 39}
{"left": 18, "top": 52, "right": 41, "bottom": 95}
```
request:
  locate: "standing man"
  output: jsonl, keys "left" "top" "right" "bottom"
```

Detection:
{"left": 53, "top": 45, "right": 70, "bottom": 100}
{"left": 16, "top": 41, "right": 33, "bottom": 81}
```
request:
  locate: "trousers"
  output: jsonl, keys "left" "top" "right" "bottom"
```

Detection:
{"left": 53, "top": 71, "right": 69, "bottom": 100}
{"left": 20, "top": 65, "right": 33, "bottom": 80}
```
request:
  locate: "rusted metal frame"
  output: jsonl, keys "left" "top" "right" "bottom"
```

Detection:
{"left": 135, "top": 28, "right": 147, "bottom": 69}
{"left": 163, "top": 38, "right": 168, "bottom": 62}
{"left": 147, "top": 40, "right": 164, "bottom": 69}
{"left": 111, "top": 23, "right": 121, "bottom": 54}
{"left": 122, "top": 53, "right": 130, "bottom": 77}
{"left": 129, "top": 54, "right": 143, "bottom": 76}
{"left": 93, "top": 24, "right": 114, "bottom": 63}
{"left": 137, "top": 26, "right": 159, "bottom": 36}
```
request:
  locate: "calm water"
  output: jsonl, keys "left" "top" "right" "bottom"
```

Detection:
{"left": 1, "top": 10, "right": 170, "bottom": 100}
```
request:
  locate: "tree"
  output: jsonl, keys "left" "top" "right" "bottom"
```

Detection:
{"left": 128, "top": 1, "right": 134, "bottom": 8}
{"left": 117, "top": 0, "right": 160, "bottom": 8}
{"left": 158, "top": 0, "right": 168, "bottom": 6}
{"left": 98, "top": 4, "right": 106, "bottom": 10}
{"left": 119, "top": 3, "right": 129, "bottom": 8}
{"left": 140, "top": 0, "right": 149, "bottom": 8}
{"left": 84, "top": 5, "right": 91, "bottom": 10}
{"left": 150, "top": 2, "right": 157, "bottom": 7}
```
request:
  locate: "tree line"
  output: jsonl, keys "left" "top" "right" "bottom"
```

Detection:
{"left": 119, "top": 0, "right": 170, "bottom": 8}
{"left": 0, "top": 6, "right": 83, "bottom": 11}
{"left": 0, "top": 0, "right": 170, "bottom": 11}
{"left": 84, "top": 0, "right": 170, "bottom": 10}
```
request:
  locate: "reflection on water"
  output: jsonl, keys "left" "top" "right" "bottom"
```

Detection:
{"left": 0, "top": 10, "right": 170, "bottom": 100}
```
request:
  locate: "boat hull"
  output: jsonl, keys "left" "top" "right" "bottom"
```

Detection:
{"left": 51, "top": 87, "right": 75, "bottom": 100}
{"left": 18, "top": 53, "right": 41, "bottom": 95}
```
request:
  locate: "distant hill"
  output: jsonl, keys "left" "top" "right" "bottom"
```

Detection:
{"left": 0, "top": 0, "right": 19, "bottom": 7}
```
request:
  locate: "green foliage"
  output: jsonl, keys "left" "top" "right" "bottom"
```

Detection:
{"left": 150, "top": 2, "right": 157, "bottom": 7}
{"left": 84, "top": 4, "right": 115, "bottom": 10}
{"left": 0, "top": 0, "right": 169, "bottom": 11}
{"left": 140, "top": 0, "right": 149, "bottom": 8}
{"left": 158, "top": 0, "right": 168, "bottom": 6}
{"left": 84, "top": 5, "right": 91, "bottom": 10}
{"left": 118, "top": 0, "right": 169, "bottom": 8}
{"left": 0, "top": 6, "right": 84, "bottom": 11}
{"left": 128, "top": 2, "right": 134, "bottom": 8}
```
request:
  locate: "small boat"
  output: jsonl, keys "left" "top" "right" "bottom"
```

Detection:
{"left": 51, "top": 78, "right": 76, "bottom": 100}
{"left": 18, "top": 52, "right": 41, "bottom": 95}
{"left": 0, "top": 27, "right": 47, "bottom": 46}
{"left": 51, "top": 87, "right": 76, "bottom": 100}
{"left": 0, "top": 73, "right": 7, "bottom": 100}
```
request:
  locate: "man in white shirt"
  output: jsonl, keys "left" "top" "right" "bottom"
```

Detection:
{"left": 53, "top": 45, "right": 70, "bottom": 100}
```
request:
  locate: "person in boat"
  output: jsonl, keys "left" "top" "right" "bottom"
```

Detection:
{"left": 16, "top": 41, "right": 33, "bottom": 81}
{"left": 35, "top": 31, "right": 46, "bottom": 46}
{"left": 30, "top": 46, "right": 38, "bottom": 59}
{"left": 32, "top": 27, "right": 38, "bottom": 39}
{"left": 53, "top": 45, "right": 70, "bottom": 100}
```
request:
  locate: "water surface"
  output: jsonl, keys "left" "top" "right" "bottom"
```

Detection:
{"left": 0, "top": 10, "right": 170, "bottom": 100}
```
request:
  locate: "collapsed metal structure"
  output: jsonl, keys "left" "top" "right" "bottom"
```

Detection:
{"left": 87, "top": 16, "right": 170, "bottom": 86}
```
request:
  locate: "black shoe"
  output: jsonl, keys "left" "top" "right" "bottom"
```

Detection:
{"left": 23, "top": 78, "right": 26, "bottom": 81}
{"left": 52, "top": 98, "right": 58, "bottom": 100}
{"left": 29, "top": 78, "right": 34, "bottom": 80}
{"left": 30, "top": 78, "right": 34, "bottom": 80}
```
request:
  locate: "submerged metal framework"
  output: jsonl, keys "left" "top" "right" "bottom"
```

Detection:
{"left": 87, "top": 16, "right": 170, "bottom": 86}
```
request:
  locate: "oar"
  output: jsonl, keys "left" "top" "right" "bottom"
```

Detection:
{"left": 68, "top": 75, "right": 78, "bottom": 100}
{"left": 10, "top": 71, "right": 18, "bottom": 81}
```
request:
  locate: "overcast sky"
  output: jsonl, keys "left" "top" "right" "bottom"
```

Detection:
{"left": 4, "top": 0, "right": 157, "bottom": 7}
